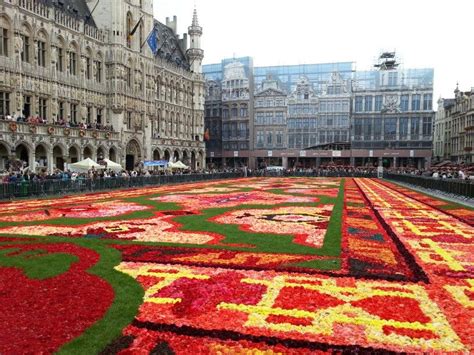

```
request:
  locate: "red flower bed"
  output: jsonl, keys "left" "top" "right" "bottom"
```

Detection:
{"left": 0, "top": 242, "right": 114, "bottom": 353}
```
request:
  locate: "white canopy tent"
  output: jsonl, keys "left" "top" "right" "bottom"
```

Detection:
{"left": 68, "top": 158, "right": 104, "bottom": 172}
{"left": 169, "top": 160, "right": 189, "bottom": 169}
{"left": 102, "top": 158, "right": 123, "bottom": 172}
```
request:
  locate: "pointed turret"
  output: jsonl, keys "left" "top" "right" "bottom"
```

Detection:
{"left": 187, "top": 7, "right": 204, "bottom": 74}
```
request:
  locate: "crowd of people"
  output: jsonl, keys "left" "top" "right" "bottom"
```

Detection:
{"left": 388, "top": 164, "right": 474, "bottom": 181}
{"left": 1, "top": 114, "right": 113, "bottom": 131}
{"left": 0, "top": 166, "right": 242, "bottom": 184}
{"left": 1, "top": 160, "right": 474, "bottom": 184}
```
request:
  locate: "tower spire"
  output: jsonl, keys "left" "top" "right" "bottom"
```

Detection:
{"left": 192, "top": 7, "right": 199, "bottom": 27}
{"left": 187, "top": 7, "right": 204, "bottom": 74}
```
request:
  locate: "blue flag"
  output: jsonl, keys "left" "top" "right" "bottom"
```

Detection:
{"left": 147, "top": 28, "right": 158, "bottom": 55}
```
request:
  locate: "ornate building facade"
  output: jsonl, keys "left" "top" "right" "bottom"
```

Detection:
{"left": 204, "top": 53, "right": 434, "bottom": 169}
{"left": 433, "top": 86, "right": 474, "bottom": 164}
{"left": 0, "top": 0, "right": 205, "bottom": 173}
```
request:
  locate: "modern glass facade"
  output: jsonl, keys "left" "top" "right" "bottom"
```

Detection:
{"left": 204, "top": 55, "right": 434, "bottom": 170}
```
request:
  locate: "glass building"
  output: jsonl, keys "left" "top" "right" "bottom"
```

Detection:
{"left": 203, "top": 54, "right": 434, "bottom": 170}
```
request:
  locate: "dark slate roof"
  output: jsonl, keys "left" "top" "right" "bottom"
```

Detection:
{"left": 153, "top": 20, "right": 190, "bottom": 71}
{"left": 443, "top": 99, "right": 455, "bottom": 109}
{"left": 38, "top": 0, "right": 96, "bottom": 27}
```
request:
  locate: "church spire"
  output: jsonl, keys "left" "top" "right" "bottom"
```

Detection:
{"left": 192, "top": 7, "right": 199, "bottom": 27}
{"left": 187, "top": 7, "right": 204, "bottom": 74}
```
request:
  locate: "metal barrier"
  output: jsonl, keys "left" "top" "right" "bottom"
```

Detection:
{"left": 384, "top": 173, "right": 474, "bottom": 198}
{"left": 252, "top": 171, "right": 378, "bottom": 178}
{"left": 0, "top": 172, "right": 242, "bottom": 200}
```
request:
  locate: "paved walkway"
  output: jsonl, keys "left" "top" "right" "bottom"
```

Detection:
{"left": 385, "top": 179, "right": 474, "bottom": 208}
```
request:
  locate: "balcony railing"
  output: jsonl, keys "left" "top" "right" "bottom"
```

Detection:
{"left": 0, "top": 120, "right": 119, "bottom": 141}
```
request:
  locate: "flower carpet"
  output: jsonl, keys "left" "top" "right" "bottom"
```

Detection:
{"left": 0, "top": 177, "right": 472, "bottom": 353}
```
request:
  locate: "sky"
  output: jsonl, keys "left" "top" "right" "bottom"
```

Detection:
{"left": 154, "top": 0, "right": 474, "bottom": 106}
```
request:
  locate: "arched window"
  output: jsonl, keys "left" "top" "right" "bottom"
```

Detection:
{"left": 68, "top": 42, "right": 78, "bottom": 75}
{"left": 56, "top": 36, "right": 65, "bottom": 72}
{"left": 125, "top": 59, "right": 132, "bottom": 87}
{"left": 84, "top": 47, "right": 92, "bottom": 79}
{"left": 95, "top": 51, "right": 103, "bottom": 83}
{"left": 36, "top": 30, "right": 48, "bottom": 67}
{"left": 20, "top": 23, "right": 32, "bottom": 63}
{"left": 0, "top": 15, "right": 11, "bottom": 57}
{"left": 126, "top": 12, "right": 133, "bottom": 48}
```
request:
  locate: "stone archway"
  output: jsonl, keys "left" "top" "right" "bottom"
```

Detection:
{"left": 173, "top": 150, "right": 180, "bottom": 163}
{"left": 0, "top": 142, "right": 10, "bottom": 171}
{"left": 53, "top": 145, "right": 64, "bottom": 171}
{"left": 109, "top": 147, "right": 117, "bottom": 162}
{"left": 69, "top": 146, "right": 79, "bottom": 163}
{"left": 191, "top": 151, "right": 196, "bottom": 170}
{"left": 15, "top": 143, "right": 30, "bottom": 167}
{"left": 153, "top": 149, "right": 161, "bottom": 160}
{"left": 126, "top": 139, "right": 141, "bottom": 171}
{"left": 83, "top": 146, "right": 93, "bottom": 159}
{"left": 164, "top": 150, "right": 170, "bottom": 162}
{"left": 35, "top": 144, "right": 48, "bottom": 171}
{"left": 182, "top": 150, "right": 189, "bottom": 166}
{"left": 198, "top": 151, "right": 204, "bottom": 169}
{"left": 97, "top": 146, "right": 106, "bottom": 161}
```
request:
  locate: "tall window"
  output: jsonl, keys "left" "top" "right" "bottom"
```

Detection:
{"left": 95, "top": 59, "right": 102, "bottom": 82}
{"left": 276, "top": 131, "right": 283, "bottom": 145}
{"left": 85, "top": 57, "right": 91, "bottom": 79}
{"left": 354, "top": 119, "right": 363, "bottom": 138}
{"left": 0, "top": 26, "right": 8, "bottom": 57}
{"left": 70, "top": 103, "right": 77, "bottom": 124}
{"left": 422, "top": 117, "right": 432, "bottom": 136}
{"left": 97, "top": 108, "right": 103, "bottom": 125}
{"left": 266, "top": 131, "right": 272, "bottom": 145}
{"left": 38, "top": 98, "right": 47, "bottom": 120}
{"left": 59, "top": 101, "right": 64, "bottom": 120}
{"left": 412, "top": 94, "right": 421, "bottom": 111}
{"left": 388, "top": 72, "right": 398, "bottom": 86}
{"left": 86, "top": 107, "right": 92, "bottom": 124}
{"left": 374, "top": 118, "right": 382, "bottom": 139}
{"left": 57, "top": 46, "right": 63, "bottom": 72}
{"left": 240, "top": 105, "right": 247, "bottom": 117}
{"left": 37, "top": 40, "right": 46, "bottom": 67}
{"left": 400, "top": 95, "right": 409, "bottom": 111}
{"left": 423, "top": 94, "right": 432, "bottom": 111}
{"left": 399, "top": 117, "right": 409, "bottom": 140}
{"left": 127, "top": 111, "right": 132, "bottom": 129}
{"left": 21, "top": 34, "right": 30, "bottom": 62}
{"left": 23, "top": 95, "right": 31, "bottom": 117}
{"left": 69, "top": 50, "right": 77, "bottom": 75}
{"left": 126, "top": 13, "right": 133, "bottom": 48}
{"left": 364, "top": 96, "right": 373, "bottom": 112}
{"left": 384, "top": 118, "right": 397, "bottom": 140}
{"left": 231, "top": 106, "right": 238, "bottom": 117}
{"left": 126, "top": 67, "right": 131, "bottom": 87}
{"left": 256, "top": 131, "right": 264, "bottom": 147}
{"left": 374, "top": 95, "right": 383, "bottom": 111}
{"left": 355, "top": 96, "right": 363, "bottom": 112}
{"left": 0, "top": 92, "right": 10, "bottom": 117}
{"left": 411, "top": 117, "right": 420, "bottom": 137}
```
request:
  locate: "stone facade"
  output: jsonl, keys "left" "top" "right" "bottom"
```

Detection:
{"left": 204, "top": 53, "right": 434, "bottom": 170}
{"left": 0, "top": 0, "right": 205, "bottom": 173}
{"left": 433, "top": 86, "right": 474, "bottom": 164}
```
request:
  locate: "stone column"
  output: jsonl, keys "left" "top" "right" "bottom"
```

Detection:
{"left": 282, "top": 156, "right": 288, "bottom": 169}
{"left": 47, "top": 149, "right": 54, "bottom": 173}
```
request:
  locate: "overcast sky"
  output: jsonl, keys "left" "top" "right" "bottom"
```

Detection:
{"left": 154, "top": 0, "right": 474, "bottom": 106}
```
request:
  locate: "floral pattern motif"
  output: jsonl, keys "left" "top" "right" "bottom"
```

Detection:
{"left": 152, "top": 191, "right": 318, "bottom": 209}
{"left": 211, "top": 206, "right": 333, "bottom": 248}
{"left": 0, "top": 177, "right": 473, "bottom": 353}
{"left": 0, "top": 201, "right": 149, "bottom": 222}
